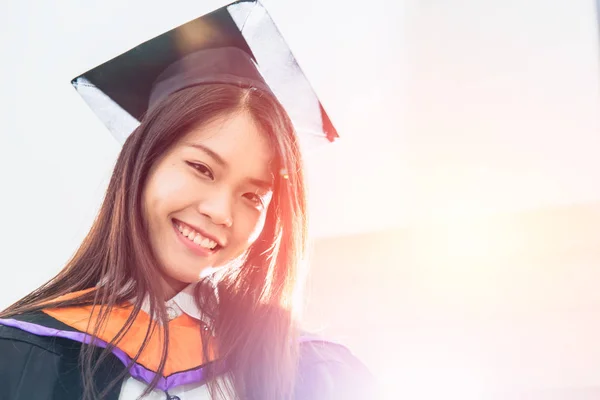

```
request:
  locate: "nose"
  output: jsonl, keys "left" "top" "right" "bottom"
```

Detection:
{"left": 197, "top": 188, "right": 233, "bottom": 228}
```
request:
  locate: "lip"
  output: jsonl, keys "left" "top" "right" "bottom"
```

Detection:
{"left": 173, "top": 218, "right": 225, "bottom": 247}
{"left": 172, "top": 221, "right": 218, "bottom": 257}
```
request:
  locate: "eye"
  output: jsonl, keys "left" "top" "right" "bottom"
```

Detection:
{"left": 243, "top": 192, "right": 265, "bottom": 209}
{"left": 188, "top": 162, "right": 214, "bottom": 180}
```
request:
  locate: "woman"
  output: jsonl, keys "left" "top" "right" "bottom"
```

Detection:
{"left": 0, "top": 21, "right": 374, "bottom": 400}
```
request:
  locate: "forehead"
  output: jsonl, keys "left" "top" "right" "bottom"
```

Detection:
{"left": 179, "top": 111, "right": 275, "bottom": 177}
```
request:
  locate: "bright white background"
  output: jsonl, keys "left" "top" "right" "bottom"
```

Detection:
{"left": 2, "top": 0, "right": 600, "bottom": 398}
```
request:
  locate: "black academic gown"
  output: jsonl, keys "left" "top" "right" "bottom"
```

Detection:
{"left": 0, "top": 311, "right": 376, "bottom": 400}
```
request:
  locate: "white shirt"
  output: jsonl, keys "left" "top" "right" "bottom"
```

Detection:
{"left": 120, "top": 378, "right": 212, "bottom": 400}
{"left": 118, "top": 283, "right": 225, "bottom": 400}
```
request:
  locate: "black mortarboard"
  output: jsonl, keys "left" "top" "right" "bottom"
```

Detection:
{"left": 71, "top": 0, "right": 338, "bottom": 149}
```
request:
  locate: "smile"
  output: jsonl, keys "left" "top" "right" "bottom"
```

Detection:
{"left": 173, "top": 220, "right": 220, "bottom": 253}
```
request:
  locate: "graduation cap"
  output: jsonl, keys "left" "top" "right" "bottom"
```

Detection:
{"left": 72, "top": 0, "right": 338, "bottom": 149}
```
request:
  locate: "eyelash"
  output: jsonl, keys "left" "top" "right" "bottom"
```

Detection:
{"left": 188, "top": 162, "right": 214, "bottom": 180}
{"left": 244, "top": 193, "right": 265, "bottom": 208}
{"left": 188, "top": 162, "right": 266, "bottom": 209}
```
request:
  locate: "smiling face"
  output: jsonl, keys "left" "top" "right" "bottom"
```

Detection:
{"left": 142, "top": 110, "right": 275, "bottom": 297}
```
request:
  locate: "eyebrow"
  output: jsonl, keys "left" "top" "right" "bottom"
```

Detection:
{"left": 188, "top": 143, "right": 274, "bottom": 191}
{"left": 248, "top": 177, "right": 273, "bottom": 191}
{"left": 189, "top": 143, "right": 227, "bottom": 168}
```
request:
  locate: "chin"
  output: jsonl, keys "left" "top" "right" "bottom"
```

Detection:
{"left": 160, "top": 262, "right": 201, "bottom": 283}
{"left": 173, "top": 270, "right": 205, "bottom": 284}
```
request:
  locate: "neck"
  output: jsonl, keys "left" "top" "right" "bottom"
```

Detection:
{"left": 160, "top": 276, "right": 188, "bottom": 300}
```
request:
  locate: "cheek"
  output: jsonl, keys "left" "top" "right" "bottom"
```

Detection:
{"left": 232, "top": 209, "right": 268, "bottom": 249}
{"left": 145, "top": 166, "right": 193, "bottom": 216}
{"left": 247, "top": 211, "right": 268, "bottom": 244}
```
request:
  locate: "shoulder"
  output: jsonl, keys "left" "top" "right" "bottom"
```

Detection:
{"left": 0, "top": 311, "right": 126, "bottom": 399}
{"left": 295, "top": 335, "right": 377, "bottom": 400}
{"left": 0, "top": 318, "right": 68, "bottom": 356}
{"left": 0, "top": 314, "right": 83, "bottom": 398}
{"left": 0, "top": 319, "right": 66, "bottom": 362}
{"left": 0, "top": 311, "right": 82, "bottom": 355}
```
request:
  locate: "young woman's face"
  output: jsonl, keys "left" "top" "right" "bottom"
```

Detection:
{"left": 142, "top": 111, "right": 275, "bottom": 296}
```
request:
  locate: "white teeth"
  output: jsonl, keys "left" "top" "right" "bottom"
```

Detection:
{"left": 176, "top": 221, "right": 219, "bottom": 250}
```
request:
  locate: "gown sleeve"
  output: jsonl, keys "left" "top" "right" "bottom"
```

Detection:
{"left": 0, "top": 322, "right": 124, "bottom": 400}
{"left": 0, "top": 324, "right": 67, "bottom": 400}
{"left": 295, "top": 339, "right": 378, "bottom": 400}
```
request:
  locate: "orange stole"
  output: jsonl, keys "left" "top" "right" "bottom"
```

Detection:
{"left": 42, "top": 292, "right": 215, "bottom": 376}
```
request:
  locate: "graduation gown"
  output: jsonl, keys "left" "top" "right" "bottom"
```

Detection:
{"left": 0, "top": 307, "right": 375, "bottom": 399}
